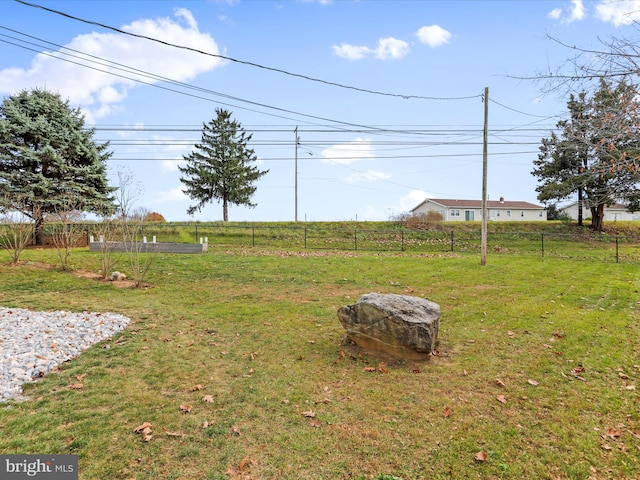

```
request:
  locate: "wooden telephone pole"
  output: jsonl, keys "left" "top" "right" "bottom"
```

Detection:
{"left": 481, "top": 87, "right": 489, "bottom": 266}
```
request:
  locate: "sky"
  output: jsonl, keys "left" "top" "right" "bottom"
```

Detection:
{"left": 1, "top": 0, "right": 640, "bottom": 222}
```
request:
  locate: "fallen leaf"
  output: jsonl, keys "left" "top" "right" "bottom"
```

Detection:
{"left": 495, "top": 378, "right": 506, "bottom": 387}
{"left": 474, "top": 451, "right": 487, "bottom": 462}
{"left": 203, "top": 420, "right": 214, "bottom": 428}
{"left": 552, "top": 332, "right": 565, "bottom": 339}
{"left": 602, "top": 443, "right": 612, "bottom": 451}
{"left": 74, "top": 374, "right": 87, "bottom": 381}
{"left": 571, "top": 366, "right": 585, "bottom": 375}
{"left": 625, "top": 385, "right": 636, "bottom": 391}
{"left": 134, "top": 422, "right": 153, "bottom": 433}
{"left": 302, "top": 410, "right": 316, "bottom": 418}
{"left": 606, "top": 427, "right": 623, "bottom": 439}
{"left": 166, "top": 431, "right": 186, "bottom": 438}
{"left": 527, "top": 379, "right": 539, "bottom": 386}
{"left": 69, "top": 383, "right": 83, "bottom": 390}
{"left": 618, "top": 372, "right": 631, "bottom": 380}
{"left": 496, "top": 395, "right": 507, "bottom": 404}
{"left": 133, "top": 422, "right": 153, "bottom": 442}
{"left": 203, "top": 395, "right": 214, "bottom": 403}
{"left": 378, "top": 362, "right": 389, "bottom": 374}
{"left": 190, "top": 384, "right": 204, "bottom": 391}
{"left": 443, "top": 406, "right": 451, "bottom": 418}
{"left": 239, "top": 457, "right": 251, "bottom": 472}
{"left": 308, "top": 418, "right": 321, "bottom": 428}
{"left": 507, "top": 331, "right": 515, "bottom": 338}
{"left": 231, "top": 425, "right": 242, "bottom": 435}
{"left": 340, "top": 350, "right": 346, "bottom": 357}
{"left": 180, "top": 404, "right": 193, "bottom": 413}
{"left": 412, "top": 368, "right": 421, "bottom": 374}
{"left": 363, "top": 367, "right": 377, "bottom": 372}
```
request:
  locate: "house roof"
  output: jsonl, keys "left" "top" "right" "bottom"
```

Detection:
{"left": 412, "top": 198, "right": 544, "bottom": 211}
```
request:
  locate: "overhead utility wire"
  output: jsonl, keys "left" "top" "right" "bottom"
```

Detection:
{"left": 0, "top": 27, "right": 438, "bottom": 136}
{"left": 15, "top": 0, "right": 481, "bottom": 102}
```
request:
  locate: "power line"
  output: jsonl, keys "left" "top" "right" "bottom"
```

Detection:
{"left": 15, "top": 0, "right": 482, "bottom": 102}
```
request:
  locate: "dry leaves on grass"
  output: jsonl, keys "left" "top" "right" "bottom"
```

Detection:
{"left": 189, "top": 384, "right": 204, "bottom": 391}
{"left": 527, "top": 379, "right": 539, "bottom": 386}
{"left": 133, "top": 422, "right": 153, "bottom": 442}
{"left": 496, "top": 395, "right": 507, "bottom": 404}
{"left": 69, "top": 383, "right": 83, "bottom": 390}
{"left": 495, "top": 378, "right": 506, "bottom": 387}
{"left": 180, "top": 405, "right": 193, "bottom": 413}
{"left": 474, "top": 451, "right": 487, "bottom": 462}
{"left": 443, "top": 406, "right": 451, "bottom": 418}
{"left": 203, "top": 395, "right": 214, "bottom": 403}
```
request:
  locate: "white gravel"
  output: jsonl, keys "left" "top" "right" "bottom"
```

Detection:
{"left": 0, "top": 306, "right": 131, "bottom": 401}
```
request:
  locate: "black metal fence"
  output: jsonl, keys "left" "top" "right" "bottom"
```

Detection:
{"left": 3, "top": 222, "right": 640, "bottom": 263}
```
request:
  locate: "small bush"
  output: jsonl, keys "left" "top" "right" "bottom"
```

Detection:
{"left": 144, "top": 212, "right": 166, "bottom": 222}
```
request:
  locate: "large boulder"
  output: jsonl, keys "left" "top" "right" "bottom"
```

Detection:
{"left": 337, "top": 293, "right": 440, "bottom": 360}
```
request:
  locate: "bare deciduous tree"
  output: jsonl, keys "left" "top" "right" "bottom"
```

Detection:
{"left": 0, "top": 195, "right": 35, "bottom": 264}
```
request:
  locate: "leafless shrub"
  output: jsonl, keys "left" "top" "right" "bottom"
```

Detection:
{"left": 0, "top": 200, "right": 34, "bottom": 264}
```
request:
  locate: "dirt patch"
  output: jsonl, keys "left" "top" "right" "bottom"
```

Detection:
{"left": 71, "top": 270, "right": 144, "bottom": 289}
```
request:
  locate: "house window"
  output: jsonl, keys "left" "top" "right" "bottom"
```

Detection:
{"left": 506, "top": 210, "right": 511, "bottom": 217}
{"left": 450, "top": 209, "right": 460, "bottom": 217}
{"left": 497, "top": 211, "right": 500, "bottom": 217}
{"left": 539, "top": 211, "right": 543, "bottom": 217}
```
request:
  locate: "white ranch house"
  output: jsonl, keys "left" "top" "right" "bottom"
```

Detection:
{"left": 560, "top": 201, "right": 640, "bottom": 221}
{"left": 411, "top": 197, "right": 547, "bottom": 222}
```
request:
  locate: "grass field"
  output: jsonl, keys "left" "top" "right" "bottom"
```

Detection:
{"left": 0, "top": 244, "right": 638, "bottom": 479}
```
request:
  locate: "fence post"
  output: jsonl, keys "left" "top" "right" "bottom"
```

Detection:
{"left": 401, "top": 230, "right": 405, "bottom": 252}
{"left": 304, "top": 226, "right": 307, "bottom": 249}
{"left": 541, "top": 233, "right": 544, "bottom": 258}
{"left": 195, "top": 224, "right": 198, "bottom": 242}
{"left": 354, "top": 228, "right": 357, "bottom": 251}
{"left": 616, "top": 235, "right": 619, "bottom": 263}
{"left": 252, "top": 226, "right": 255, "bottom": 247}
{"left": 450, "top": 230, "right": 454, "bottom": 252}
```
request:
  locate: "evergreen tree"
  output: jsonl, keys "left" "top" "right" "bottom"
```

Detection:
{"left": 533, "top": 80, "right": 640, "bottom": 231}
{"left": 0, "top": 89, "right": 116, "bottom": 244}
{"left": 179, "top": 109, "right": 268, "bottom": 221}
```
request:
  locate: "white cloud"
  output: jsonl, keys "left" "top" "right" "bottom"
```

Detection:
{"left": 346, "top": 169, "right": 391, "bottom": 183}
{"left": 399, "top": 190, "right": 431, "bottom": 212}
{"left": 0, "top": 8, "right": 224, "bottom": 122}
{"left": 596, "top": 0, "right": 640, "bottom": 26}
{"left": 550, "top": 0, "right": 585, "bottom": 24}
{"left": 320, "top": 138, "right": 375, "bottom": 165}
{"left": 332, "top": 37, "right": 409, "bottom": 61}
{"left": 151, "top": 186, "right": 188, "bottom": 205}
{"left": 548, "top": 7, "right": 562, "bottom": 19}
{"left": 416, "top": 25, "right": 451, "bottom": 48}
{"left": 374, "top": 37, "right": 410, "bottom": 59}
{"left": 332, "top": 43, "right": 370, "bottom": 60}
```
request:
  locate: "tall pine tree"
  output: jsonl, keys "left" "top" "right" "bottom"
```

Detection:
{"left": 0, "top": 89, "right": 116, "bottom": 244}
{"left": 179, "top": 109, "right": 268, "bottom": 221}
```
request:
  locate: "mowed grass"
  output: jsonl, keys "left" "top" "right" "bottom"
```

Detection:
{"left": 0, "top": 247, "right": 638, "bottom": 480}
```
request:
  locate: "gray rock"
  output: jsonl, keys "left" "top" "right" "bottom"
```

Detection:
{"left": 337, "top": 293, "right": 440, "bottom": 360}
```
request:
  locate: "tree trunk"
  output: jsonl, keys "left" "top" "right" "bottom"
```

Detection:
{"left": 34, "top": 211, "right": 45, "bottom": 246}
{"left": 223, "top": 198, "right": 228, "bottom": 222}
{"left": 577, "top": 187, "right": 583, "bottom": 226}
{"left": 590, "top": 204, "right": 605, "bottom": 232}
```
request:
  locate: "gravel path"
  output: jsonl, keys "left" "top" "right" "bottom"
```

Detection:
{"left": 0, "top": 306, "right": 131, "bottom": 401}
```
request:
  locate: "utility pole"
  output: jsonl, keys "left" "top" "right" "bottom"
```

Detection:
{"left": 294, "top": 126, "right": 299, "bottom": 222}
{"left": 481, "top": 87, "right": 489, "bottom": 266}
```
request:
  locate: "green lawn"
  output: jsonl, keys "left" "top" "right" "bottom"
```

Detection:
{"left": 0, "top": 246, "right": 638, "bottom": 479}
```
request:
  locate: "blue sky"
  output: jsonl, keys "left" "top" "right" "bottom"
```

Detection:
{"left": 1, "top": 0, "right": 638, "bottom": 222}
